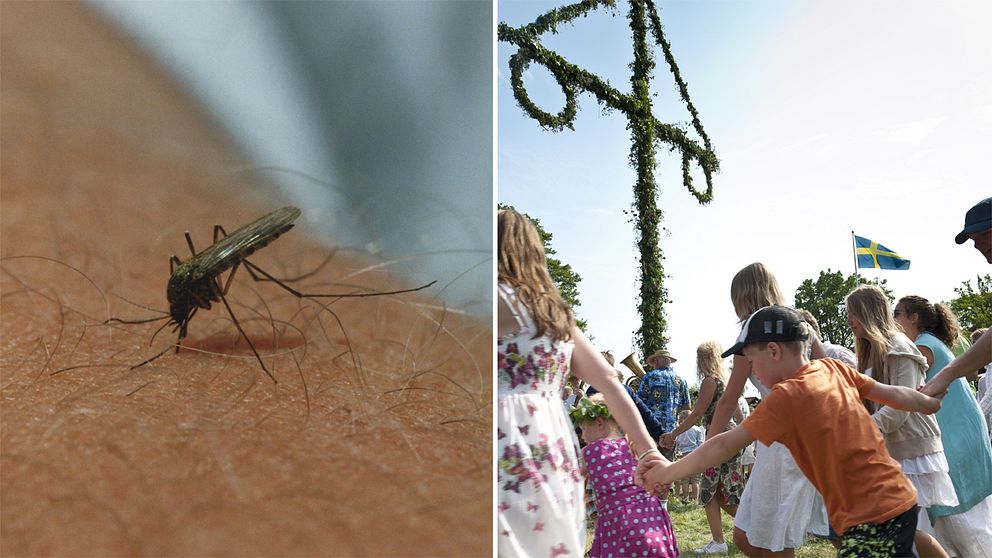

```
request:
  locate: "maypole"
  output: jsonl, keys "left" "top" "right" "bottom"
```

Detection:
{"left": 498, "top": 0, "right": 719, "bottom": 357}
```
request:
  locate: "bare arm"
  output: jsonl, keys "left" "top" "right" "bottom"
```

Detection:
{"left": 922, "top": 330, "right": 992, "bottom": 397}
{"left": 497, "top": 295, "right": 519, "bottom": 337}
{"left": 916, "top": 344, "right": 935, "bottom": 369}
{"left": 570, "top": 328, "right": 656, "bottom": 458}
{"left": 639, "top": 426, "right": 755, "bottom": 488}
{"left": 866, "top": 381, "right": 940, "bottom": 415}
{"left": 733, "top": 402, "right": 745, "bottom": 424}
{"left": 0, "top": 5, "right": 489, "bottom": 555}
{"left": 706, "top": 354, "right": 750, "bottom": 438}
{"left": 809, "top": 331, "right": 828, "bottom": 360}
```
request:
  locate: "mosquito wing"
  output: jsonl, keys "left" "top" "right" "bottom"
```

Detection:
{"left": 189, "top": 206, "right": 302, "bottom": 280}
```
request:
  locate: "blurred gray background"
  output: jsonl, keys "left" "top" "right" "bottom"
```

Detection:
{"left": 91, "top": 0, "right": 493, "bottom": 316}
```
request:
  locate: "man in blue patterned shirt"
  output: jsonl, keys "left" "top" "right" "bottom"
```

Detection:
{"left": 636, "top": 349, "right": 691, "bottom": 456}
{"left": 636, "top": 348, "right": 690, "bottom": 510}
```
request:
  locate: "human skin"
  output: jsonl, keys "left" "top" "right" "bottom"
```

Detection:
{"left": 966, "top": 229, "right": 992, "bottom": 264}
{"left": 659, "top": 376, "right": 736, "bottom": 545}
{"left": 638, "top": 344, "right": 941, "bottom": 488}
{"left": 922, "top": 330, "right": 992, "bottom": 398}
{"left": 1, "top": 3, "right": 491, "bottom": 556}
{"left": 497, "top": 296, "right": 660, "bottom": 462}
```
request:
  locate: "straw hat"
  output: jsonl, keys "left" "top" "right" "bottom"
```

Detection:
{"left": 646, "top": 348, "right": 677, "bottom": 367}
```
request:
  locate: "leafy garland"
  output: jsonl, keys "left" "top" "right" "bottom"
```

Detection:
{"left": 569, "top": 396, "right": 612, "bottom": 424}
{"left": 498, "top": 0, "right": 719, "bottom": 358}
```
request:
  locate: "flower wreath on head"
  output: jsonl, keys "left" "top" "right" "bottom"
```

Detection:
{"left": 569, "top": 397, "right": 611, "bottom": 424}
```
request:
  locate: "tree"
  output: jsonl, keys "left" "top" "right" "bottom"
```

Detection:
{"left": 793, "top": 269, "right": 892, "bottom": 350}
{"left": 498, "top": 204, "right": 588, "bottom": 332}
{"left": 499, "top": 0, "right": 719, "bottom": 359}
{"left": 947, "top": 274, "right": 992, "bottom": 333}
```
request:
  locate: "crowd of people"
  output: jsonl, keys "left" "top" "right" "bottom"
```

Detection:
{"left": 498, "top": 197, "right": 992, "bottom": 557}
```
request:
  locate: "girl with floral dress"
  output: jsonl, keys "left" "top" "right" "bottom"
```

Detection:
{"left": 846, "top": 286, "right": 957, "bottom": 557}
{"left": 662, "top": 341, "right": 746, "bottom": 555}
{"left": 497, "top": 210, "right": 663, "bottom": 558}
{"left": 572, "top": 394, "right": 679, "bottom": 557}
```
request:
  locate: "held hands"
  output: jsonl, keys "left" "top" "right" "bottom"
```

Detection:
{"left": 659, "top": 432, "right": 675, "bottom": 449}
{"left": 917, "top": 391, "right": 942, "bottom": 414}
{"left": 918, "top": 373, "right": 951, "bottom": 400}
{"left": 634, "top": 450, "right": 672, "bottom": 498}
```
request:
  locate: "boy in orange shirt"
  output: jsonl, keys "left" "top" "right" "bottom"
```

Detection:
{"left": 637, "top": 305, "right": 942, "bottom": 557}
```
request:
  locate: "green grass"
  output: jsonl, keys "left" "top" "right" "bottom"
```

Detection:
{"left": 586, "top": 499, "right": 836, "bottom": 557}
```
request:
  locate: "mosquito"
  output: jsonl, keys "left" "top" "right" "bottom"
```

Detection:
{"left": 105, "top": 206, "right": 435, "bottom": 383}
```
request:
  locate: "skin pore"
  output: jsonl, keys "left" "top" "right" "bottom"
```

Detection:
{"left": 0, "top": 4, "right": 490, "bottom": 556}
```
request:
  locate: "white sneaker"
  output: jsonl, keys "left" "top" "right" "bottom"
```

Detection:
{"left": 693, "top": 540, "right": 728, "bottom": 555}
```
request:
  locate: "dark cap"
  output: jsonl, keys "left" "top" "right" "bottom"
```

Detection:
{"left": 955, "top": 197, "right": 992, "bottom": 244}
{"left": 722, "top": 305, "right": 809, "bottom": 358}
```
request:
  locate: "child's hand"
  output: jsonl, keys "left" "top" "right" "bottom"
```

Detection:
{"left": 919, "top": 375, "right": 950, "bottom": 399}
{"left": 639, "top": 459, "right": 672, "bottom": 494}
{"left": 633, "top": 451, "right": 667, "bottom": 488}
{"left": 659, "top": 432, "right": 675, "bottom": 449}
{"left": 919, "top": 393, "right": 942, "bottom": 414}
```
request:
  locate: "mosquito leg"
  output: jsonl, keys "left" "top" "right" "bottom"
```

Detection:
{"left": 221, "top": 261, "right": 240, "bottom": 296}
{"left": 105, "top": 315, "right": 169, "bottom": 326}
{"left": 242, "top": 249, "right": 338, "bottom": 283}
{"left": 131, "top": 338, "right": 180, "bottom": 370}
{"left": 218, "top": 291, "right": 277, "bottom": 384}
{"left": 213, "top": 224, "right": 229, "bottom": 243}
{"left": 170, "top": 255, "right": 182, "bottom": 274}
{"left": 241, "top": 259, "right": 436, "bottom": 298}
{"left": 147, "top": 317, "right": 175, "bottom": 347}
{"left": 185, "top": 231, "right": 199, "bottom": 256}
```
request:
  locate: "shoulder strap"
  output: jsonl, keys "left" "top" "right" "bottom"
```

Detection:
{"left": 497, "top": 283, "right": 527, "bottom": 334}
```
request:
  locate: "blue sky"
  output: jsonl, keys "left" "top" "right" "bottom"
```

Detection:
{"left": 498, "top": 0, "right": 991, "bottom": 391}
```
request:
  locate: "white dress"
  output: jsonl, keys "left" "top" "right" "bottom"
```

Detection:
{"left": 734, "top": 374, "right": 830, "bottom": 551}
{"left": 497, "top": 285, "right": 585, "bottom": 558}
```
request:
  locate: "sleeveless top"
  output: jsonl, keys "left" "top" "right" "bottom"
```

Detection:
{"left": 916, "top": 331, "right": 992, "bottom": 516}
{"left": 497, "top": 283, "right": 585, "bottom": 557}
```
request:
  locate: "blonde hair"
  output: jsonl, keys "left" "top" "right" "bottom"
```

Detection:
{"left": 731, "top": 263, "right": 785, "bottom": 322}
{"left": 587, "top": 393, "right": 619, "bottom": 430}
{"left": 498, "top": 210, "right": 574, "bottom": 341}
{"left": 601, "top": 351, "right": 615, "bottom": 366}
{"left": 696, "top": 341, "right": 727, "bottom": 384}
{"left": 846, "top": 285, "right": 899, "bottom": 378}
{"left": 796, "top": 308, "right": 821, "bottom": 337}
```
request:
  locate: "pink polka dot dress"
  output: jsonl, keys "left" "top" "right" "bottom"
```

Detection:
{"left": 582, "top": 437, "right": 679, "bottom": 557}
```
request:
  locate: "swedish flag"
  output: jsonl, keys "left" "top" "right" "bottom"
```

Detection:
{"left": 855, "top": 235, "right": 911, "bottom": 270}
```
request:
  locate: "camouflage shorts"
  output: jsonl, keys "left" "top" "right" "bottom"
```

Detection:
{"left": 838, "top": 505, "right": 917, "bottom": 558}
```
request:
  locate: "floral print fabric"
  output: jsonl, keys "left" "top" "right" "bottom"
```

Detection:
{"left": 698, "top": 378, "right": 745, "bottom": 506}
{"left": 498, "top": 285, "right": 584, "bottom": 558}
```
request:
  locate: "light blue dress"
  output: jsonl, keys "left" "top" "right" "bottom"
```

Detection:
{"left": 916, "top": 331, "right": 992, "bottom": 517}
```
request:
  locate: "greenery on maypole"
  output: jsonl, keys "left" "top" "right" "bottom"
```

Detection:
{"left": 498, "top": 0, "right": 719, "bottom": 358}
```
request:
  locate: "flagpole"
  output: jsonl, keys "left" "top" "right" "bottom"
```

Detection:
{"left": 852, "top": 231, "right": 859, "bottom": 285}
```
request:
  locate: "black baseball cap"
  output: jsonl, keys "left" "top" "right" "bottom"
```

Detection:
{"left": 955, "top": 197, "right": 992, "bottom": 244}
{"left": 722, "top": 305, "right": 809, "bottom": 358}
